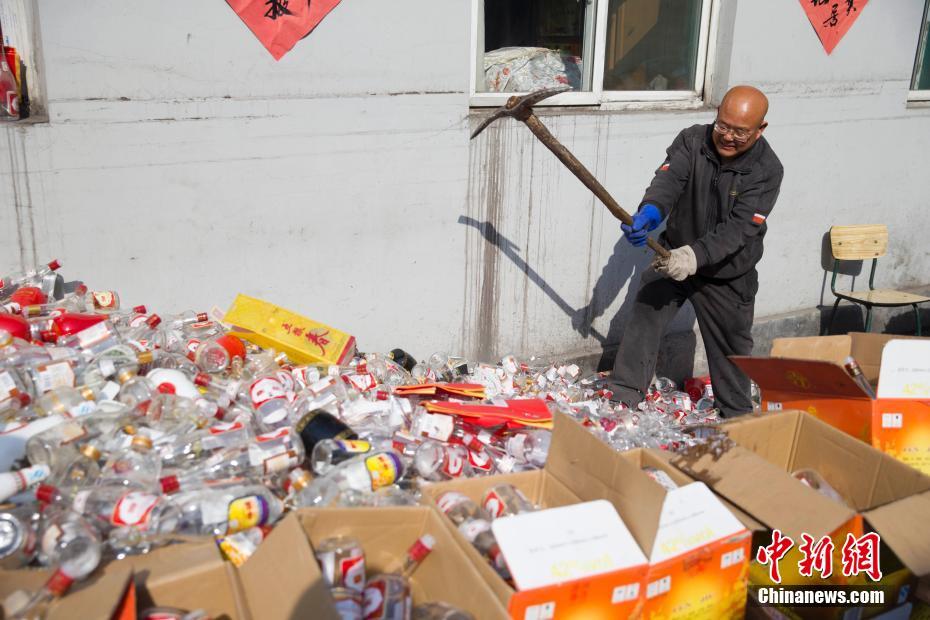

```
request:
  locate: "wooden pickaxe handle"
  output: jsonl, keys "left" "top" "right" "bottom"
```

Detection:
{"left": 523, "top": 113, "right": 670, "bottom": 259}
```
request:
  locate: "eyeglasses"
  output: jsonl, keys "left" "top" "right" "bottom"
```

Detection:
{"left": 712, "top": 120, "right": 755, "bottom": 142}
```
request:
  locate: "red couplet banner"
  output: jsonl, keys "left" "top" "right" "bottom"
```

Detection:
{"left": 226, "top": 0, "right": 344, "bottom": 60}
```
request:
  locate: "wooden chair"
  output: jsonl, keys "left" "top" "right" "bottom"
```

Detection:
{"left": 826, "top": 224, "right": 930, "bottom": 335}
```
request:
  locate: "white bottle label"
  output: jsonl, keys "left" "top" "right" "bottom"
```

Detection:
{"left": 35, "top": 362, "right": 76, "bottom": 393}
{"left": 0, "top": 370, "right": 17, "bottom": 399}
{"left": 76, "top": 322, "right": 111, "bottom": 348}
{"left": 111, "top": 492, "right": 160, "bottom": 527}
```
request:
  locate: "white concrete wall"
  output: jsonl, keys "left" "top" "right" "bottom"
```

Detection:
{"left": 2, "top": 0, "right": 929, "bottom": 364}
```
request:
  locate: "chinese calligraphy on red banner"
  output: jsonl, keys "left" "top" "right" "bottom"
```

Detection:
{"left": 799, "top": 0, "right": 870, "bottom": 55}
{"left": 226, "top": 0, "right": 345, "bottom": 60}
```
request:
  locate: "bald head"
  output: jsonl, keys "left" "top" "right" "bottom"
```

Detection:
{"left": 712, "top": 85, "right": 769, "bottom": 160}
{"left": 720, "top": 85, "right": 769, "bottom": 128}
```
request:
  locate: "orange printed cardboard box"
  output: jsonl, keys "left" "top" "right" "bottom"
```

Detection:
{"left": 731, "top": 332, "right": 930, "bottom": 474}
{"left": 421, "top": 414, "right": 752, "bottom": 619}
{"left": 670, "top": 411, "right": 930, "bottom": 619}
{"left": 615, "top": 449, "right": 752, "bottom": 619}
{"left": 421, "top": 472, "right": 650, "bottom": 620}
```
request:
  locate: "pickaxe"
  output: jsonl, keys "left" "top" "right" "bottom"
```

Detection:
{"left": 471, "top": 86, "right": 670, "bottom": 259}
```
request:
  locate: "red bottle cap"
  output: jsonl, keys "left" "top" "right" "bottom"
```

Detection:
{"left": 196, "top": 312, "right": 209, "bottom": 323}
{"left": 194, "top": 373, "right": 211, "bottom": 388}
{"left": 46, "top": 259, "right": 61, "bottom": 272}
{"left": 159, "top": 475, "right": 180, "bottom": 495}
{"left": 133, "top": 305, "right": 147, "bottom": 314}
{"left": 35, "top": 483, "right": 59, "bottom": 504}
{"left": 156, "top": 382, "right": 176, "bottom": 395}
{"left": 407, "top": 535, "right": 435, "bottom": 564}
{"left": 146, "top": 314, "right": 162, "bottom": 328}
{"left": 45, "top": 568, "right": 75, "bottom": 597}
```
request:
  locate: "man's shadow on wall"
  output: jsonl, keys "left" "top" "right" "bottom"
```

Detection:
{"left": 460, "top": 216, "right": 698, "bottom": 379}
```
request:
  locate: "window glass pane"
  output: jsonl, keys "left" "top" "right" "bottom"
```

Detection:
{"left": 478, "top": 0, "right": 594, "bottom": 93}
{"left": 912, "top": 0, "right": 930, "bottom": 90}
{"left": 602, "top": 0, "right": 703, "bottom": 91}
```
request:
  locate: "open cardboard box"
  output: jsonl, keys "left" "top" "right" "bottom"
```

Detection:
{"left": 0, "top": 539, "right": 246, "bottom": 620}
{"left": 241, "top": 506, "right": 509, "bottom": 620}
{"left": 731, "top": 332, "right": 930, "bottom": 474}
{"left": 421, "top": 414, "right": 752, "bottom": 620}
{"left": 669, "top": 410, "right": 930, "bottom": 618}
{"left": 1, "top": 505, "right": 505, "bottom": 620}
{"left": 0, "top": 561, "right": 133, "bottom": 620}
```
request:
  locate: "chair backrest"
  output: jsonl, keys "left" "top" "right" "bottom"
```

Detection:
{"left": 830, "top": 225, "right": 888, "bottom": 260}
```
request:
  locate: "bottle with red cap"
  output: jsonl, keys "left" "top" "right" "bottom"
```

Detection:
{"left": 434, "top": 491, "right": 510, "bottom": 581}
{"left": 159, "top": 427, "right": 304, "bottom": 495}
{"left": 363, "top": 534, "right": 435, "bottom": 620}
{"left": 0, "top": 311, "right": 42, "bottom": 342}
{"left": 414, "top": 440, "right": 472, "bottom": 481}
{"left": 162, "top": 310, "right": 210, "bottom": 332}
{"left": 0, "top": 259, "right": 60, "bottom": 293}
{"left": 0, "top": 363, "right": 35, "bottom": 416}
{"left": 8, "top": 508, "right": 102, "bottom": 618}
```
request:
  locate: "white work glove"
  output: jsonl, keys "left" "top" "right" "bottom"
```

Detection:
{"left": 652, "top": 245, "right": 697, "bottom": 281}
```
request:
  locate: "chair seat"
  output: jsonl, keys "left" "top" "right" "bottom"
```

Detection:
{"left": 835, "top": 288, "right": 930, "bottom": 306}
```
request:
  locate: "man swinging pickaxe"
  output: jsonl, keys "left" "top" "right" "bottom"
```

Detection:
{"left": 470, "top": 86, "right": 670, "bottom": 260}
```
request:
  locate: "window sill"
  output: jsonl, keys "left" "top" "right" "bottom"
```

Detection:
{"left": 0, "top": 114, "right": 50, "bottom": 126}
{"left": 906, "top": 92, "right": 930, "bottom": 108}
{"left": 468, "top": 93, "right": 707, "bottom": 113}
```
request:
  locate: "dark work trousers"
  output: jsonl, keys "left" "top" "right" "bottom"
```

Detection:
{"left": 607, "top": 267, "right": 756, "bottom": 417}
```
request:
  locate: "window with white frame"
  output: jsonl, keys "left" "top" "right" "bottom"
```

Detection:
{"left": 470, "top": 0, "right": 713, "bottom": 106}
{"left": 911, "top": 0, "right": 930, "bottom": 100}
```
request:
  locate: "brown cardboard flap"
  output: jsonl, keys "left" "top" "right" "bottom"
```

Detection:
{"left": 770, "top": 333, "right": 925, "bottom": 384}
{"left": 546, "top": 414, "right": 667, "bottom": 553}
{"left": 791, "top": 413, "right": 881, "bottom": 511}
{"left": 771, "top": 335, "right": 853, "bottom": 365}
{"left": 241, "top": 511, "right": 339, "bottom": 620}
{"left": 793, "top": 413, "right": 930, "bottom": 509}
{"left": 127, "top": 540, "right": 249, "bottom": 620}
{"left": 722, "top": 411, "right": 801, "bottom": 471}
{"left": 0, "top": 563, "right": 132, "bottom": 620}
{"left": 864, "top": 490, "right": 930, "bottom": 577}
{"left": 669, "top": 443, "right": 855, "bottom": 540}
{"left": 869, "top": 450, "right": 930, "bottom": 508}
{"left": 731, "top": 356, "right": 870, "bottom": 399}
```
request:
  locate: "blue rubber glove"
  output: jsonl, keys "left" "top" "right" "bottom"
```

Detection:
{"left": 621, "top": 204, "right": 663, "bottom": 247}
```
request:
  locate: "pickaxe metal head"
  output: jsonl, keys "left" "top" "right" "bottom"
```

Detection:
{"left": 470, "top": 85, "right": 572, "bottom": 140}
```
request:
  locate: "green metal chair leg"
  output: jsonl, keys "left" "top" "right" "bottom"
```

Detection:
{"left": 825, "top": 298, "right": 841, "bottom": 335}
{"left": 865, "top": 305, "right": 873, "bottom": 332}
{"left": 914, "top": 304, "right": 922, "bottom": 337}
